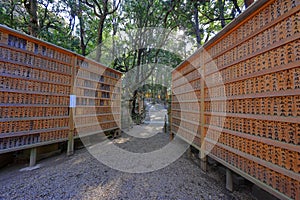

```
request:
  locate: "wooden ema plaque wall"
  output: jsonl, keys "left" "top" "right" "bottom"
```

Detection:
{"left": 0, "top": 25, "right": 122, "bottom": 154}
{"left": 74, "top": 56, "right": 121, "bottom": 137}
{"left": 171, "top": 0, "right": 299, "bottom": 199}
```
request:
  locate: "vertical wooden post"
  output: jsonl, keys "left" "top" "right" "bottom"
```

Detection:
{"left": 29, "top": 148, "right": 37, "bottom": 167}
{"left": 200, "top": 65, "right": 207, "bottom": 172}
{"left": 169, "top": 92, "right": 174, "bottom": 140}
{"left": 226, "top": 168, "right": 233, "bottom": 192}
{"left": 67, "top": 113, "right": 74, "bottom": 156}
{"left": 188, "top": 146, "right": 193, "bottom": 159}
{"left": 67, "top": 55, "right": 76, "bottom": 156}
{"left": 164, "top": 115, "right": 167, "bottom": 133}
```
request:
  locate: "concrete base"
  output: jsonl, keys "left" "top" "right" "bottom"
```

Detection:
{"left": 20, "top": 164, "right": 41, "bottom": 172}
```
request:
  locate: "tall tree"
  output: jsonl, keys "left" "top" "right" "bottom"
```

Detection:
{"left": 179, "top": 0, "right": 244, "bottom": 46}
{"left": 78, "top": 0, "right": 87, "bottom": 56}
{"left": 23, "top": 0, "right": 39, "bottom": 36}
{"left": 193, "top": 1, "right": 202, "bottom": 48}
{"left": 218, "top": 0, "right": 226, "bottom": 28}
{"left": 82, "top": 0, "right": 120, "bottom": 61}
{"left": 231, "top": 0, "right": 242, "bottom": 14}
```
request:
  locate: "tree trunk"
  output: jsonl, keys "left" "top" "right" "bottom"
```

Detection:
{"left": 218, "top": 0, "right": 226, "bottom": 28}
{"left": 244, "top": 0, "right": 254, "bottom": 8}
{"left": 193, "top": 2, "right": 202, "bottom": 48}
{"left": 24, "top": 0, "right": 39, "bottom": 37}
{"left": 136, "top": 48, "right": 143, "bottom": 83}
{"left": 96, "top": 15, "right": 106, "bottom": 62}
{"left": 112, "top": 0, "right": 117, "bottom": 65}
{"left": 78, "top": 0, "right": 86, "bottom": 56}
{"left": 131, "top": 48, "right": 143, "bottom": 115}
{"left": 131, "top": 90, "right": 137, "bottom": 115}
{"left": 9, "top": 0, "right": 16, "bottom": 28}
{"left": 151, "top": 73, "right": 154, "bottom": 101}
{"left": 231, "top": 0, "right": 242, "bottom": 14}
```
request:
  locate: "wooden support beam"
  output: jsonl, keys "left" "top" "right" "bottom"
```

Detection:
{"left": 226, "top": 168, "right": 233, "bottom": 192}
{"left": 67, "top": 132, "right": 74, "bottom": 156}
{"left": 200, "top": 65, "right": 207, "bottom": 172}
{"left": 29, "top": 148, "right": 37, "bottom": 167}
{"left": 200, "top": 154, "right": 207, "bottom": 172}
{"left": 188, "top": 146, "right": 193, "bottom": 159}
{"left": 67, "top": 56, "right": 77, "bottom": 156}
{"left": 164, "top": 115, "right": 167, "bottom": 133}
{"left": 169, "top": 92, "right": 174, "bottom": 141}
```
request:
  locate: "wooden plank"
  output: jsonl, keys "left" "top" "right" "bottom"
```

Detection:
{"left": 209, "top": 5, "right": 300, "bottom": 61}
{"left": 205, "top": 112, "right": 300, "bottom": 124}
{"left": 0, "top": 138, "right": 68, "bottom": 154}
{"left": 0, "top": 127, "right": 69, "bottom": 139}
{"left": 205, "top": 138, "right": 300, "bottom": 182}
{"left": 205, "top": 89, "right": 300, "bottom": 101}
{"left": 205, "top": 124, "right": 300, "bottom": 153}
{"left": 206, "top": 32, "right": 300, "bottom": 76}
{"left": 207, "top": 153, "right": 292, "bottom": 200}
{"left": 0, "top": 116, "right": 69, "bottom": 122}
{"left": 207, "top": 60, "right": 300, "bottom": 88}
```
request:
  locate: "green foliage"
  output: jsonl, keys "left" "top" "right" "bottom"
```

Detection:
{"left": 0, "top": 1, "right": 27, "bottom": 30}
{"left": 177, "top": 0, "right": 244, "bottom": 46}
{"left": 0, "top": 0, "right": 81, "bottom": 53}
{"left": 0, "top": 0, "right": 245, "bottom": 59}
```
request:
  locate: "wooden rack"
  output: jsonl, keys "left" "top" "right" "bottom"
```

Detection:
{"left": 0, "top": 25, "right": 122, "bottom": 158}
{"left": 171, "top": 0, "right": 299, "bottom": 199}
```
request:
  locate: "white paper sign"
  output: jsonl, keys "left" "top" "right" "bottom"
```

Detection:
{"left": 70, "top": 95, "right": 76, "bottom": 108}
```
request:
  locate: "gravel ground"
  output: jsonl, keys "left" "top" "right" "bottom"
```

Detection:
{"left": 0, "top": 104, "right": 255, "bottom": 200}
{"left": 0, "top": 132, "right": 255, "bottom": 200}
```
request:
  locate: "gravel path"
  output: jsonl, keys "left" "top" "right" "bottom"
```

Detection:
{"left": 0, "top": 141, "right": 254, "bottom": 200}
{"left": 0, "top": 104, "right": 255, "bottom": 200}
{"left": 0, "top": 134, "right": 254, "bottom": 200}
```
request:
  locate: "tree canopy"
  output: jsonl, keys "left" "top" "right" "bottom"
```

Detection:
{"left": 0, "top": 0, "right": 252, "bottom": 70}
{"left": 0, "top": 0, "right": 253, "bottom": 121}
